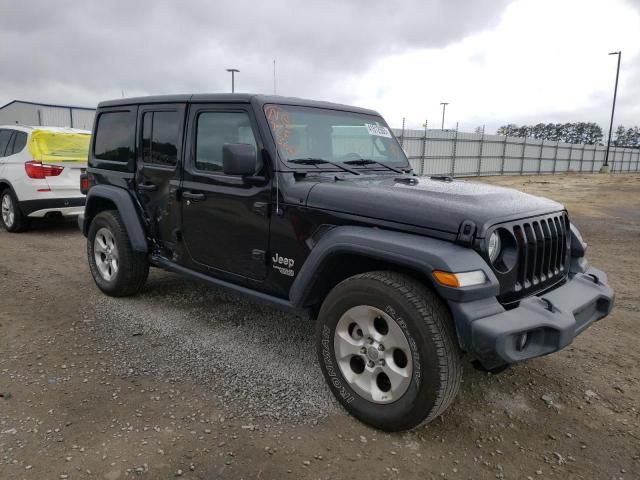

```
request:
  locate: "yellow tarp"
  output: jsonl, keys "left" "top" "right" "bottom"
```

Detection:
{"left": 28, "top": 130, "right": 90, "bottom": 163}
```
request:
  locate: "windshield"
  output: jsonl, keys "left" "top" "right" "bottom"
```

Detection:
{"left": 264, "top": 104, "right": 408, "bottom": 168}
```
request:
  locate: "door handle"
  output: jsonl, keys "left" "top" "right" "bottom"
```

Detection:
{"left": 137, "top": 183, "right": 157, "bottom": 192}
{"left": 253, "top": 201, "right": 270, "bottom": 217}
{"left": 182, "top": 191, "right": 206, "bottom": 201}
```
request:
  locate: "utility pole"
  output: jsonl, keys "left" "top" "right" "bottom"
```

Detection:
{"left": 603, "top": 51, "right": 621, "bottom": 173}
{"left": 273, "top": 59, "right": 277, "bottom": 95}
{"left": 226, "top": 68, "right": 240, "bottom": 93}
{"left": 440, "top": 102, "right": 449, "bottom": 130}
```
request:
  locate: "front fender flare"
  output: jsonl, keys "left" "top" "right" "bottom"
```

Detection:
{"left": 289, "top": 226, "right": 499, "bottom": 308}
{"left": 82, "top": 185, "right": 148, "bottom": 253}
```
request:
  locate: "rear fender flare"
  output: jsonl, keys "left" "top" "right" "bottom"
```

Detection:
{"left": 83, "top": 185, "right": 147, "bottom": 253}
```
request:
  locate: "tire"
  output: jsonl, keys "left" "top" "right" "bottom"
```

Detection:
{"left": 0, "top": 188, "right": 28, "bottom": 232}
{"left": 87, "top": 210, "right": 149, "bottom": 297}
{"left": 316, "top": 271, "right": 462, "bottom": 431}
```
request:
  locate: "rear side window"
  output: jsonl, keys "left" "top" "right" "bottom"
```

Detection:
{"left": 94, "top": 111, "right": 136, "bottom": 163}
{"left": 141, "top": 111, "right": 179, "bottom": 167}
{"left": 195, "top": 111, "right": 257, "bottom": 172}
{"left": 0, "top": 130, "right": 12, "bottom": 157}
{"left": 10, "top": 132, "right": 27, "bottom": 155}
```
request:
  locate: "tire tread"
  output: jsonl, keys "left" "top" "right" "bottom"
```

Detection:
{"left": 340, "top": 271, "right": 462, "bottom": 426}
{"left": 0, "top": 189, "right": 28, "bottom": 233}
{"left": 87, "top": 210, "right": 148, "bottom": 297}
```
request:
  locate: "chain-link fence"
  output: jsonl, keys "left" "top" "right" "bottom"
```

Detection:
{"left": 393, "top": 124, "right": 640, "bottom": 177}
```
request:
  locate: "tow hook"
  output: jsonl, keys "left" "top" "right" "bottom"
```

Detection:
{"left": 587, "top": 273, "right": 600, "bottom": 284}
{"left": 541, "top": 298, "right": 554, "bottom": 312}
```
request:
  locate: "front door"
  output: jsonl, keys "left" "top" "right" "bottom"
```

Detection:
{"left": 180, "top": 104, "right": 271, "bottom": 281}
{"left": 135, "top": 104, "right": 185, "bottom": 253}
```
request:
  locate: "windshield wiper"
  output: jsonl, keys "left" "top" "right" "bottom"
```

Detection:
{"left": 288, "top": 158, "right": 360, "bottom": 175}
{"left": 343, "top": 159, "right": 407, "bottom": 174}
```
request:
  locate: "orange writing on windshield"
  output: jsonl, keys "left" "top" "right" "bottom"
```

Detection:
{"left": 265, "top": 105, "right": 297, "bottom": 156}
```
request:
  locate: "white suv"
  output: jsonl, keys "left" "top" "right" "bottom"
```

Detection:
{"left": 0, "top": 125, "right": 90, "bottom": 232}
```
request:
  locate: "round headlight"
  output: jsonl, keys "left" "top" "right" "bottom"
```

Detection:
{"left": 488, "top": 231, "right": 502, "bottom": 263}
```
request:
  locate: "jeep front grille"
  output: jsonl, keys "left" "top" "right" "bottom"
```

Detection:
{"left": 494, "top": 212, "right": 570, "bottom": 305}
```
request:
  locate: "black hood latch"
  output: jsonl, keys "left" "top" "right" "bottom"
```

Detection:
{"left": 456, "top": 220, "right": 477, "bottom": 246}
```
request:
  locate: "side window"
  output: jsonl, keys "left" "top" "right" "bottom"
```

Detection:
{"left": 4, "top": 132, "right": 16, "bottom": 156}
{"left": 141, "top": 112, "right": 152, "bottom": 163}
{"left": 0, "top": 130, "right": 12, "bottom": 157}
{"left": 195, "top": 111, "right": 257, "bottom": 172}
{"left": 94, "top": 111, "right": 136, "bottom": 163}
{"left": 141, "top": 111, "right": 179, "bottom": 167}
{"left": 10, "top": 132, "right": 27, "bottom": 155}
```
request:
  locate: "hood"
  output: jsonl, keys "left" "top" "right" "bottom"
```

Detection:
{"left": 305, "top": 176, "right": 564, "bottom": 237}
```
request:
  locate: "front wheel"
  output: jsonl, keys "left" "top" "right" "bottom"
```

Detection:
{"left": 316, "top": 271, "right": 462, "bottom": 431}
{"left": 87, "top": 210, "right": 149, "bottom": 297}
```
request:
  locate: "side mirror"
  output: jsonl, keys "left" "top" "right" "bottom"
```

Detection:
{"left": 222, "top": 143, "right": 258, "bottom": 176}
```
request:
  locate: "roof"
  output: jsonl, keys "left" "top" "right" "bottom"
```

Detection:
{"left": 0, "top": 99, "right": 96, "bottom": 111}
{"left": 98, "top": 93, "right": 380, "bottom": 116}
{"left": 0, "top": 125, "right": 91, "bottom": 134}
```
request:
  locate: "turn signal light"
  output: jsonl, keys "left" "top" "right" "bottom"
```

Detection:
{"left": 432, "top": 270, "right": 486, "bottom": 288}
{"left": 24, "top": 161, "right": 64, "bottom": 179}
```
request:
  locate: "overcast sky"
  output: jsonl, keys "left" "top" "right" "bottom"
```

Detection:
{"left": 0, "top": 0, "right": 638, "bottom": 133}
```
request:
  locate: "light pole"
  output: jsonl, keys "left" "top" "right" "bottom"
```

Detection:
{"left": 226, "top": 68, "right": 240, "bottom": 93}
{"left": 603, "top": 51, "right": 621, "bottom": 172}
{"left": 440, "top": 102, "right": 449, "bottom": 130}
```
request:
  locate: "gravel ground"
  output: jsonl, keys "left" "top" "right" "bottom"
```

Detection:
{"left": 1, "top": 174, "right": 639, "bottom": 479}
{"left": 93, "top": 275, "right": 338, "bottom": 421}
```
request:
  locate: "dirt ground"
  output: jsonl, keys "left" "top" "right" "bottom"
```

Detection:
{"left": 1, "top": 174, "right": 639, "bottom": 480}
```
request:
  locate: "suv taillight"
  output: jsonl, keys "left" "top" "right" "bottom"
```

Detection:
{"left": 80, "top": 172, "right": 90, "bottom": 195}
{"left": 24, "top": 161, "right": 64, "bottom": 179}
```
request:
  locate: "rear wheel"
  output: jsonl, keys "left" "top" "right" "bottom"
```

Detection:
{"left": 87, "top": 210, "right": 149, "bottom": 297}
{"left": 316, "top": 271, "right": 462, "bottom": 431}
{"left": 0, "top": 189, "right": 28, "bottom": 232}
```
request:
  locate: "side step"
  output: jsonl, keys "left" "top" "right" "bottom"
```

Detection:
{"left": 149, "top": 256, "right": 307, "bottom": 317}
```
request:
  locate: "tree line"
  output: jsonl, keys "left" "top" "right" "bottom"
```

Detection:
{"left": 496, "top": 122, "right": 639, "bottom": 147}
{"left": 612, "top": 126, "right": 640, "bottom": 147}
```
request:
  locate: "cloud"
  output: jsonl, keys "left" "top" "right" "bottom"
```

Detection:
{"left": 0, "top": 0, "right": 510, "bottom": 107}
{"left": 349, "top": 0, "right": 640, "bottom": 132}
{"left": 1, "top": 0, "right": 637, "bottom": 134}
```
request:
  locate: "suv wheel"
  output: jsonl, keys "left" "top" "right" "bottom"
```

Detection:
{"left": 316, "top": 271, "right": 462, "bottom": 431}
{"left": 87, "top": 210, "right": 149, "bottom": 297}
{"left": 1, "top": 189, "right": 28, "bottom": 232}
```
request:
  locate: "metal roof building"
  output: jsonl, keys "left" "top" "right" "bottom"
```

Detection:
{"left": 0, "top": 100, "right": 96, "bottom": 130}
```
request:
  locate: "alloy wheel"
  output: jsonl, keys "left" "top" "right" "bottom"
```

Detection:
{"left": 94, "top": 227, "right": 119, "bottom": 281}
{"left": 1, "top": 194, "right": 15, "bottom": 228}
{"left": 334, "top": 305, "right": 413, "bottom": 404}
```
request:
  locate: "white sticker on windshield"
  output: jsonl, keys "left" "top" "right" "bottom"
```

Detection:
{"left": 365, "top": 123, "right": 392, "bottom": 138}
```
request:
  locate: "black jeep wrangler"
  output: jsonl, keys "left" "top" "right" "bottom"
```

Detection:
{"left": 79, "top": 94, "right": 614, "bottom": 431}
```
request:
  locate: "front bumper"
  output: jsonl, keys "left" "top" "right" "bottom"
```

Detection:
{"left": 467, "top": 266, "right": 614, "bottom": 368}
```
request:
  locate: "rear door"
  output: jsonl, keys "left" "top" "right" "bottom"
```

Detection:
{"left": 134, "top": 104, "right": 186, "bottom": 253}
